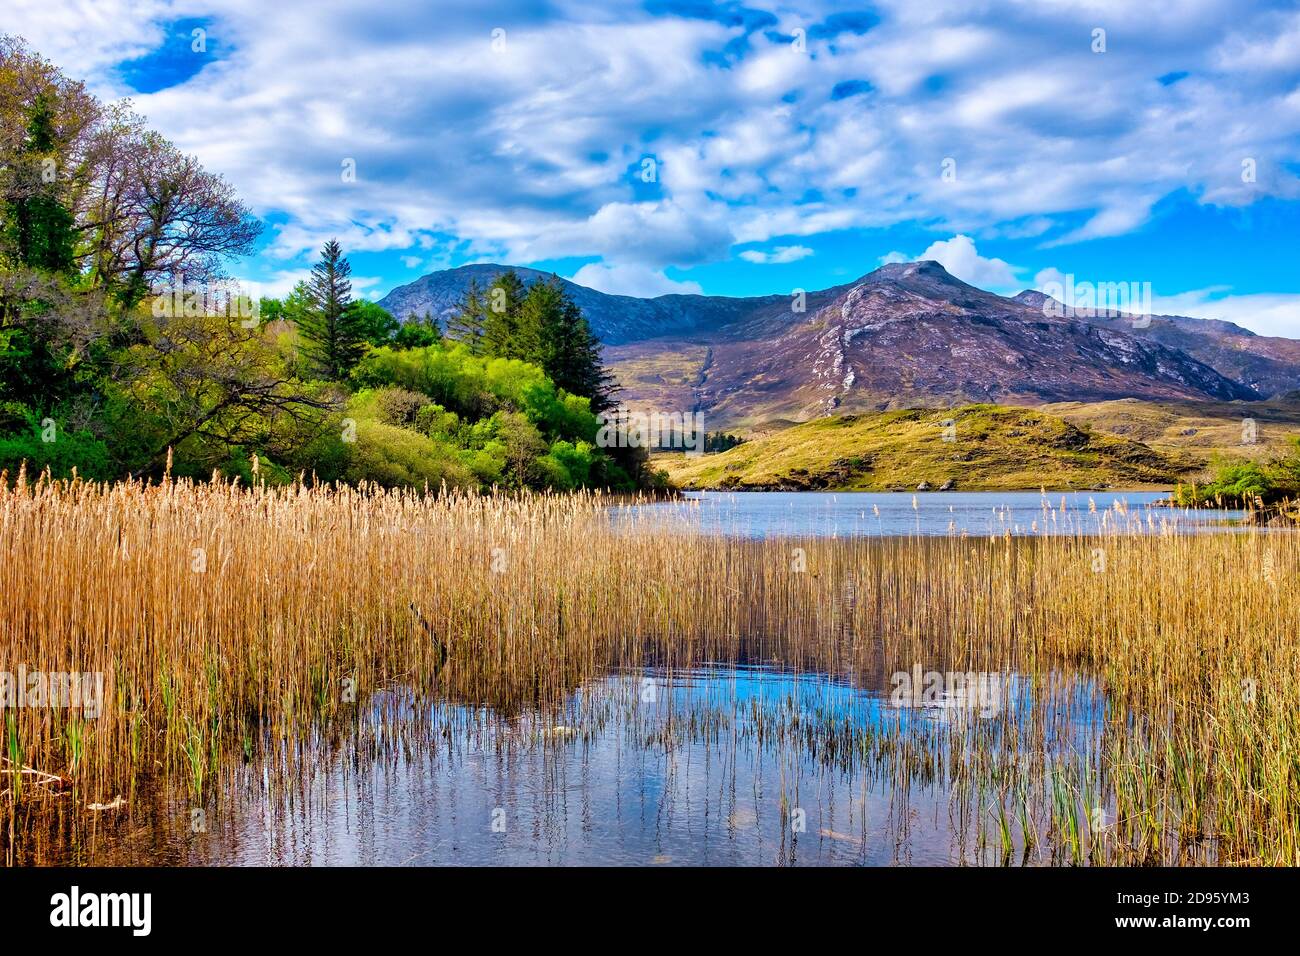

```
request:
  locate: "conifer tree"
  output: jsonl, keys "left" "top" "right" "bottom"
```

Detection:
{"left": 481, "top": 269, "right": 526, "bottom": 358}
{"left": 297, "top": 239, "right": 367, "bottom": 380}
{"left": 2, "top": 92, "right": 76, "bottom": 275}
{"left": 445, "top": 279, "right": 486, "bottom": 354}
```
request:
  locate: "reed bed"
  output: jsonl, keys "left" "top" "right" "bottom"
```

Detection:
{"left": 1, "top": 468, "right": 1297, "bottom": 864}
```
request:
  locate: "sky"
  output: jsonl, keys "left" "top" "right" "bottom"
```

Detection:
{"left": 6, "top": 0, "right": 1300, "bottom": 335}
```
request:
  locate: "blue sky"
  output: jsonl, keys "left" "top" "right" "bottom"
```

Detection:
{"left": 10, "top": 0, "right": 1300, "bottom": 334}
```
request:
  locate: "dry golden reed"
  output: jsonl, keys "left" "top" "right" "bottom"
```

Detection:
{"left": 1, "top": 469, "right": 1297, "bottom": 864}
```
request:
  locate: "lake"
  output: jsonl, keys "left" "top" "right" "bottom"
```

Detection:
{"left": 627, "top": 490, "right": 1246, "bottom": 537}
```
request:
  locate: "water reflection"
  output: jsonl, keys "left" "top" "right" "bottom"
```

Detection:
{"left": 35, "top": 662, "right": 1122, "bottom": 867}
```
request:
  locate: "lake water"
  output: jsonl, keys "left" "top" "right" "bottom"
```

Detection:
{"left": 55, "top": 663, "right": 1108, "bottom": 867}
{"left": 627, "top": 490, "right": 1245, "bottom": 538}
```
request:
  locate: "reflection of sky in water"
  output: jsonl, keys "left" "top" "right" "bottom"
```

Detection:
{"left": 166, "top": 664, "right": 1107, "bottom": 867}
{"left": 623, "top": 490, "right": 1245, "bottom": 538}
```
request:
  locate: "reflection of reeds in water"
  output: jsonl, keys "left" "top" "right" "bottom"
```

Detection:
{"left": 1, "top": 470, "right": 1297, "bottom": 864}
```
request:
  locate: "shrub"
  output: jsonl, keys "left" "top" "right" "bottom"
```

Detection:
{"left": 343, "top": 419, "right": 474, "bottom": 489}
{"left": 0, "top": 414, "right": 113, "bottom": 481}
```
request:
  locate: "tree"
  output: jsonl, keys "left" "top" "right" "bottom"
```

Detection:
{"left": 113, "top": 309, "right": 339, "bottom": 477}
{"left": 81, "top": 124, "right": 262, "bottom": 310}
{"left": 2, "top": 92, "right": 76, "bottom": 274}
{"left": 1, "top": 36, "right": 100, "bottom": 278}
{"left": 516, "top": 275, "right": 563, "bottom": 370}
{"left": 351, "top": 300, "right": 399, "bottom": 346}
{"left": 481, "top": 269, "right": 526, "bottom": 359}
{"left": 445, "top": 278, "right": 486, "bottom": 354}
{"left": 547, "top": 287, "right": 614, "bottom": 410}
{"left": 394, "top": 311, "right": 441, "bottom": 349}
{"left": 297, "top": 240, "right": 368, "bottom": 380}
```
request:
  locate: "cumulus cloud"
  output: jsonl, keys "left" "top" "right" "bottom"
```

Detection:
{"left": 569, "top": 262, "right": 703, "bottom": 297}
{"left": 914, "top": 235, "right": 1020, "bottom": 289}
{"left": 520, "top": 200, "right": 733, "bottom": 267}
{"left": 9, "top": 0, "right": 1300, "bottom": 293}
{"left": 1030, "top": 267, "right": 1300, "bottom": 338}
{"left": 1150, "top": 289, "right": 1300, "bottom": 339}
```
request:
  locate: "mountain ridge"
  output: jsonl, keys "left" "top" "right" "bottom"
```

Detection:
{"left": 378, "top": 261, "right": 1300, "bottom": 430}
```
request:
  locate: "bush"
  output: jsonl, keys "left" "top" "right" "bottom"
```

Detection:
{"left": 343, "top": 419, "right": 474, "bottom": 489}
{"left": 372, "top": 388, "right": 432, "bottom": 427}
{"left": 1177, "top": 443, "right": 1300, "bottom": 506}
{"left": 0, "top": 419, "right": 113, "bottom": 481}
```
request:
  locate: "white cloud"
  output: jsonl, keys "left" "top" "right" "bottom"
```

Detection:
{"left": 738, "top": 245, "right": 814, "bottom": 264}
{"left": 519, "top": 200, "right": 733, "bottom": 267}
{"left": 7, "top": 0, "right": 1300, "bottom": 293}
{"left": 230, "top": 269, "right": 309, "bottom": 300}
{"left": 569, "top": 262, "right": 703, "bottom": 298}
{"left": 1150, "top": 289, "right": 1300, "bottom": 339}
{"left": 1213, "top": 8, "right": 1300, "bottom": 72}
{"left": 915, "top": 235, "right": 1020, "bottom": 289}
{"left": 1033, "top": 266, "right": 1066, "bottom": 290}
{"left": 1030, "top": 267, "right": 1300, "bottom": 338}
{"left": 4, "top": 0, "right": 173, "bottom": 77}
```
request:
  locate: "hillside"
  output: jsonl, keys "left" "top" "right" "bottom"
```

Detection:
{"left": 1041, "top": 395, "right": 1300, "bottom": 462}
{"left": 378, "top": 263, "right": 798, "bottom": 347}
{"left": 657, "top": 405, "right": 1190, "bottom": 491}
{"left": 1015, "top": 291, "right": 1300, "bottom": 399}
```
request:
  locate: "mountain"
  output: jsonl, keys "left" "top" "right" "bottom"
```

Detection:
{"left": 379, "top": 260, "right": 1295, "bottom": 431}
{"left": 378, "top": 263, "right": 791, "bottom": 346}
{"left": 1013, "top": 290, "right": 1300, "bottom": 399}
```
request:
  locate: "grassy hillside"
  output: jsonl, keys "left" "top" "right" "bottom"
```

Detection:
{"left": 1042, "top": 395, "right": 1300, "bottom": 462}
{"left": 657, "top": 404, "right": 1192, "bottom": 491}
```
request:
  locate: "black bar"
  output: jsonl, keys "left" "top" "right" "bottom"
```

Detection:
{"left": 0, "top": 866, "right": 1279, "bottom": 942}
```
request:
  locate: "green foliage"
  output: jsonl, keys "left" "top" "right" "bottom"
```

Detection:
{"left": 340, "top": 345, "right": 627, "bottom": 491}
{"left": 481, "top": 270, "right": 527, "bottom": 359}
{"left": 444, "top": 280, "right": 486, "bottom": 354}
{"left": 445, "top": 273, "right": 613, "bottom": 410}
{"left": 342, "top": 418, "right": 474, "bottom": 489}
{"left": 2, "top": 93, "right": 77, "bottom": 274}
{"left": 393, "top": 312, "right": 441, "bottom": 349}
{"left": 1176, "top": 440, "right": 1300, "bottom": 506}
{"left": 352, "top": 300, "right": 399, "bottom": 346}
{"left": 0, "top": 410, "right": 112, "bottom": 480}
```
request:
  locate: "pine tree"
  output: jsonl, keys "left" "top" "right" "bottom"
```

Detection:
{"left": 516, "top": 276, "right": 565, "bottom": 370}
{"left": 481, "top": 269, "right": 526, "bottom": 359}
{"left": 550, "top": 290, "right": 615, "bottom": 410}
{"left": 298, "top": 239, "right": 367, "bottom": 380}
{"left": 445, "top": 279, "right": 486, "bottom": 354}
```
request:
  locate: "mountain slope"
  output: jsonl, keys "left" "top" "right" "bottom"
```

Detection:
{"left": 613, "top": 261, "right": 1257, "bottom": 428}
{"left": 657, "top": 405, "right": 1187, "bottom": 491}
{"left": 378, "top": 263, "right": 797, "bottom": 346}
{"left": 1014, "top": 290, "right": 1300, "bottom": 398}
